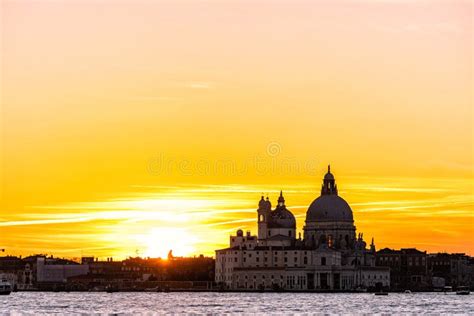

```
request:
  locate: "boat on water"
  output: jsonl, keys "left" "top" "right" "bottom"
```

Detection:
{"left": 105, "top": 284, "right": 119, "bottom": 293}
{"left": 0, "top": 279, "right": 12, "bottom": 295}
{"left": 404, "top": 290, "right": 412, "bottom": 294}
{"left": 456, "top": 286, "right": 470, "bottom": 295}
{"left": 144, "top": 287, "right": 159, "bottom": 292}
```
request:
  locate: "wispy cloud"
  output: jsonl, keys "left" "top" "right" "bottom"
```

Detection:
{"left": 0, "top": 217, "right": 93, "bottom": 227}
{"left": 2, "top": 180, "right": 473, "bottom": 257}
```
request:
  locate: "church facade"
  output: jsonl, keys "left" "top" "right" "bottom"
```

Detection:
{"left": 215, "top": 167, "right": 390, "bottom": 291}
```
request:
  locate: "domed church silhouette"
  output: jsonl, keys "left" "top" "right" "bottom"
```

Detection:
{"left": 215, "top": 166, "right": 390, "bottom": 291}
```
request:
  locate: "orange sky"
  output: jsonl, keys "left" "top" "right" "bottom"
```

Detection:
{"left": 1, "top": 0, "right": 473, "bottom": 259}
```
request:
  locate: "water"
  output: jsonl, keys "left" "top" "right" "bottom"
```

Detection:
{"left": 1, "top": 292, "right": 473, "bottom": 314}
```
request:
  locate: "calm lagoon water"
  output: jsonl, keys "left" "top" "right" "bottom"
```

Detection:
{"left": 1, "top": 292, "right": 473, "bottom": 314}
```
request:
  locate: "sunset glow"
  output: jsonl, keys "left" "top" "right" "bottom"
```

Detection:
{"left": 1, "top": 0, "right": 472, "bottom": 259}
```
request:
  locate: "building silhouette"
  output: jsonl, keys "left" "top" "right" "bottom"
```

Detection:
{"left": 215, "top": 166, "right": 390, "bottom": 291}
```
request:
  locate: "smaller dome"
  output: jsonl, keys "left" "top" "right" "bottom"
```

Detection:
{"left": 269, "top": 206, "right": 296, "bottom": 229}
{"left": 236, "top": 229, "right": 244, "bottom": 237}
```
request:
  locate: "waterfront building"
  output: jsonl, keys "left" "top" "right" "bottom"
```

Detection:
{"left": 215, "top": 167, "right": 390, "bottom": 291}
{"left": 428, "top": 252, "right": 473, "bottom": 288}
{"left": 68, "top": 255, "right": 215, "bottom": 291}
{"left": 0, "top": 256, "right": 34, "bottom": 290}
{"left": 36, "top": 256, "right": 89, "bottom": 285}
{"left": 0, "top": 255, "right": 88, "bottom": 290}
{"left": 376, "top": 248, "right": 429, "bottom": 290}
{"left": 0, "top": 254, "right": 215, "bottom": 291}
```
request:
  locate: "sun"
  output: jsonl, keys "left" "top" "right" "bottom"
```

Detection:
{"left": 138, "top": 227, "right": 197, "bottom": 259}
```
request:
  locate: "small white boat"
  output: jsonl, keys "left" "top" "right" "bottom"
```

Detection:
{"left": 144, "top": 287, "right": 160, "bottom": 292}
{"left": 404, "top": 290, "right": 412, "bottom": 294}
{"left": 0, "top": 279, "right": 12, "bottom": 295}
{"left": 456, "top": 286, "right": 470, "bottom": 295}
{"left": 105, "top": 284, "right": 119, "bottom": 293}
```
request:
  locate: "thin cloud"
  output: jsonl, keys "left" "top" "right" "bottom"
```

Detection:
{"left": 0, "top": 217, "right": 93, "bottom": 227}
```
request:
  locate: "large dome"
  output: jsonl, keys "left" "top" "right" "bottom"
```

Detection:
{"left": 306, "top": 195, "right": 353, "bottom": 222}
{"left": 305, "top": 165, "right": 354, "bottom": 222}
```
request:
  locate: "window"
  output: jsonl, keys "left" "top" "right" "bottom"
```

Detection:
{"left": 321, "top": 257, "right": 326, "bottom": 266}
{"left": 259, "top": 215, "right": 264, "bottom": 222}
{"left": 269, "top": 230, "right": 271, "bottom": 236}
{"left": 304, "top": 257, "right": 308, "bottom": 264}
{"left": 289, "top": 231, "right": 292, "bottom": 237}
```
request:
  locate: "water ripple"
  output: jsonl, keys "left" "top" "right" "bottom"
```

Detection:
{"left": 0, "top": 292, "right": 473, "bottom": 314}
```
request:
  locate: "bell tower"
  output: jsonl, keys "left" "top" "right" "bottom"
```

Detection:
{"left": 257, "top": 196, "right": 271, "bottom": 240}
